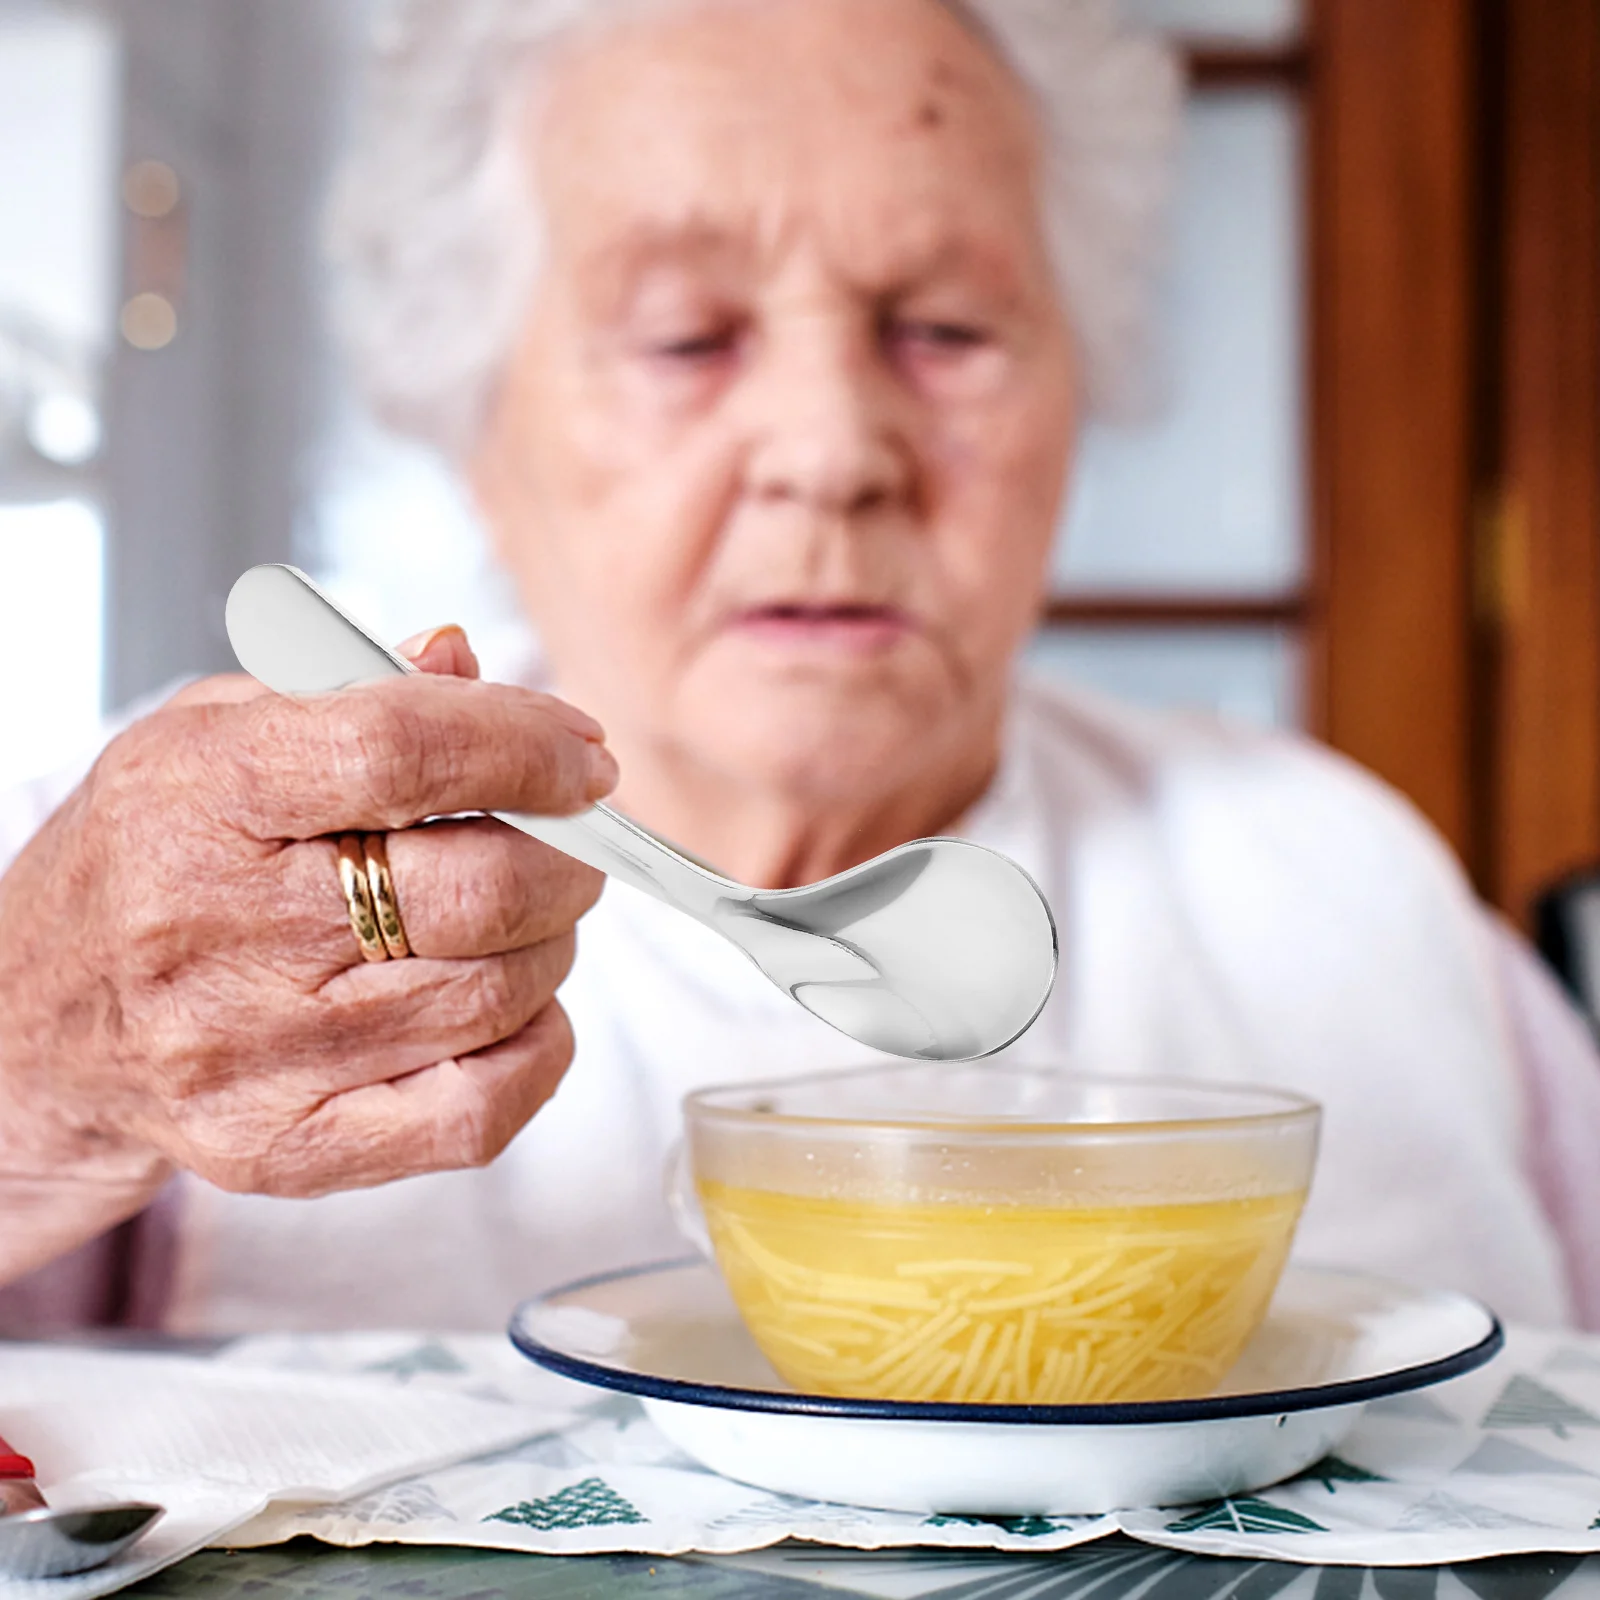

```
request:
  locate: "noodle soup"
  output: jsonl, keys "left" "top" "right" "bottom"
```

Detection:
{"left": 699, "top": 1181, "right": 1306, "bottom": 1404}
{"left": 682, "top": 1066, "right": 1320, "bottom": 1405}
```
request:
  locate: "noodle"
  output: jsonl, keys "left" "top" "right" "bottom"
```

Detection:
{"left": 699, "top": 1181, "right": 1305, "bottom": 1404}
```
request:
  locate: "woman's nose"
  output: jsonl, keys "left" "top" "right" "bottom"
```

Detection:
{"left": 741, "top": 331, "right": 912, "bottom": 517}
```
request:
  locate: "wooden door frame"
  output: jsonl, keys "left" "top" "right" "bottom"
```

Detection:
{"left": 1307, "top": 0, "right": 1600, "bottom": 920}
{"left": 1306, "top": 0, "right": 1477, "bottom": 862}
{"left": 1478, "top": 0, "right": 1600, "bottom": 921}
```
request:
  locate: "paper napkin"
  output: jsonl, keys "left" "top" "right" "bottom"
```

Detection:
{"left": 0, "top": 1341, "right": 577, "bottom": 1600}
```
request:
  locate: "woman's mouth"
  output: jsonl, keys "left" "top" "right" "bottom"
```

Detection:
{"left": 729, "top": 603, "right": 913, "bottom": 653}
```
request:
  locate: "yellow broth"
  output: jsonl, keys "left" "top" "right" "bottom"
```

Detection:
{"left": 699, "top": 1181, "right": 1305, "bottom": 1404}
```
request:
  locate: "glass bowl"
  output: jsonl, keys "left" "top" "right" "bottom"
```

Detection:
{"left": 680, "top": 1064, "right": 1320, "bottom": 1406}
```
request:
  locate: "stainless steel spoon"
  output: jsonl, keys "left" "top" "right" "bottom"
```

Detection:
{"left": 226, "top": 564, "right": 1057, "bottom": 1060}
{"left": 0, "top": 1504, "right": 165, "bottom": 1581}
{"left": 0, "top": 1433, "right": 162, "bottom": 1580}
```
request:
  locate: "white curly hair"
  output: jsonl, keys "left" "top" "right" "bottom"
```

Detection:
{"left": 328, "top": 0, "right": 1182, "bottom": 459}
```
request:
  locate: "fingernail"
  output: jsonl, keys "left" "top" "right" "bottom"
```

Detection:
{"left": 543, "top": 695, "right": 605, "bottom": 742}
{"left": 399, "top": 623, "right": 466, "bottom": 661}
{"left": 585, "top": 742, "right": 620, "bottom": 798}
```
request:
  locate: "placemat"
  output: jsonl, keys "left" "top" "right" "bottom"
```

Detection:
{"left": 222, "top": 1322, "right": 1600, "bottom": 1568}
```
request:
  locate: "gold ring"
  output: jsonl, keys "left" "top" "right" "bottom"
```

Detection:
{"left": 362, "top": 833, "right": 412, "bottom": 959}
{"left": 336, "top": 835, "right": 389, "bottom": 962}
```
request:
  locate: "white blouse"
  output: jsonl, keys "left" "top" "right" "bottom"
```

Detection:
{"left": 4, "top": 674, "right": 1597, "bottom": 1334}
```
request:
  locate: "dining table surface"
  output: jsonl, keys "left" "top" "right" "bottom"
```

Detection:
{"left": 122, "top": 1534, "right": 1600, "bottom": 1600}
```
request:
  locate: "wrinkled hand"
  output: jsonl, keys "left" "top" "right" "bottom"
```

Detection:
{"left": 0, "top": 627, "right": 615, "bottom": 1284}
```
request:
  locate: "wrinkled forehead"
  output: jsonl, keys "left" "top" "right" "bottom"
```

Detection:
{"left": 520, "top": 0, "right": 1051, "bottom": 295}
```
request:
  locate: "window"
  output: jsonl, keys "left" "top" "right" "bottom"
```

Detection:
{"left": 1032, "top": 18, "right": 1310, "bottom": 731}
{"left": 0, "top": 1, "right": 117, "bottom": 788}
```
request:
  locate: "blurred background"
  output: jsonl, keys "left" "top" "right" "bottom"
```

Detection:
{"left": 0, "top": 0, "right": 1595, "bottom": 928}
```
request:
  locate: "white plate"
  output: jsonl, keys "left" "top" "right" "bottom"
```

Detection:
{"left": 508, "top": 1258, "right": 1499, "bottom": 1517}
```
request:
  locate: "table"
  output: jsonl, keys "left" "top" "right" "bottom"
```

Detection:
{"left": 125, "top": 1537, "right": 1600, "bottom": 1599}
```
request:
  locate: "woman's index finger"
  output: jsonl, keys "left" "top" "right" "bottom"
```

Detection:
{"left": 222, "top": 673, "right": 617, "bottom": 840}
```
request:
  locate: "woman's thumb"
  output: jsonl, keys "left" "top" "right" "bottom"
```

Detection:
{"left": 398, "top": 624, "right": 480, "bottom": 679}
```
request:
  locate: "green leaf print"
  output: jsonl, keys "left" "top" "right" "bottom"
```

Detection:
{"left": 486, "top": 1477, "right": 647, "bottom": 1531}
{"left": 1164, "top": 1497, "right": 1328, "bottom": 1535}
{"left": 1481, "top": 1375, "right": 1600, "bottom": 1440}
{"left": 361, "top": 1339, "right": 467, "bottom": 1381}
{"left": 1299, "top": 1455, "right": 1386, "bottom": 1492}
{"left": 924, "top": 1511, "right": 1081, "bottom": 1538}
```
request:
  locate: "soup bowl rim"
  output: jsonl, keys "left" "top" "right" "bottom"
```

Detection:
{"left": 683, "top": 1063, "right": 1321, "bottom": 1144}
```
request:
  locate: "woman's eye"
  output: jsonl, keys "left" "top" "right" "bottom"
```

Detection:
{"left": 650, "top": 326, "right": 741, "bottom": 362}
{"left": 886, "top": 318, "right": 991, "bottom": 354}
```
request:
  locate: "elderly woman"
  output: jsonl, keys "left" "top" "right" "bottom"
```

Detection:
{"left": 3, "top": 0, "right": 1599, "bottom": 1335}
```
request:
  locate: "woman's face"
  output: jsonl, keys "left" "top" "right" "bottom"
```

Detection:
{"left": 472, "top": 0, "right": 1077, "bottom": 815}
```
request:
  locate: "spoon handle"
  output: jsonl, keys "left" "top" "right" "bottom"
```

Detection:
{"left": 224, "top": 565, "right": 731, "bottom": 912}
{"left": 0, "top": 1432, "right": 45, "bottom": 1517}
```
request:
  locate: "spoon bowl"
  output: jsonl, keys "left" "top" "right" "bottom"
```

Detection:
{"left": 726, "top": 836, "right": 1056, "bottom": 1058}
{"left": 0, "top": 1502, "right": 164, "bottom": 1581}
{"left": 226, "top": 564, "right": 1058, "bottom": 1060}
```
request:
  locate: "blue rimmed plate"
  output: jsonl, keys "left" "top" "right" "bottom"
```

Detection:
{"left": 509, "top": 1259, "right": 1500, "bottom": 1516}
